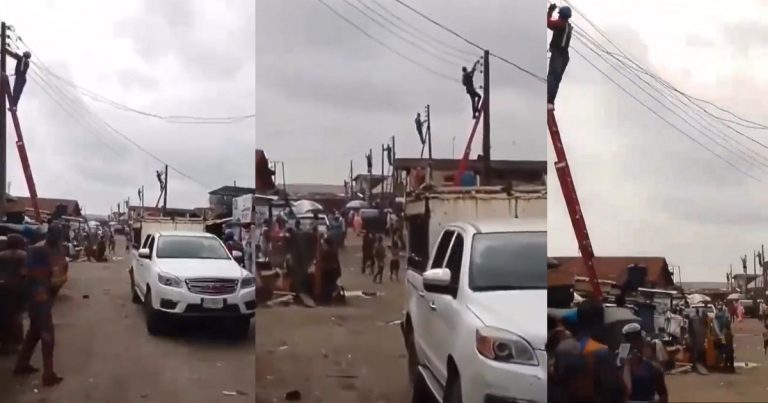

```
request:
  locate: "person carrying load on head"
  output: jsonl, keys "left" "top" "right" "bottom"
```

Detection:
{"left": 547, "top": 3, "right": 573, "bottom": 111}
{"left": 461, "top": 60, "right": 482, "bottom": 119}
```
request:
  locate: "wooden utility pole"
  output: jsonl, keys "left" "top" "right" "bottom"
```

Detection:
{"left": 0, "top": 22, "right": 7, "bottom": 221}
{"left": 481, "top": 50, "right": 491, "bottom": 186}
{"left": 391, "top": 135, "right": 396, "bottom": 193}
{"left": 380, "top": 144, "right": 385, "bottom": 197}
{"left": 366, "top": 149, "right": 372, "bottom": 201}
{"left": 425, "top": 104, "right": 432, "bottom": 183}
{"left": 162, "top": 164, "right": 169, "bottom": 216}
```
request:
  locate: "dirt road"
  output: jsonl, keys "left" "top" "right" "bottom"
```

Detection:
{"left": 667, "top": 318, "right": 768, "bottom": 402}
{"left": 255, "top": 235, "right": 412, "bottom": 403}
{"left": 0, "top": 239, "right": 255, "bottom": 403}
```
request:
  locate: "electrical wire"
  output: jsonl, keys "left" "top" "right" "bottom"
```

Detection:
{"left": 369, "top": 0, "right": 478, "bottom": 59}
{"left": 392, "top": 0, "right": 545, "bottom": 83}
{"left": 11, "top": 33, "right": 213, "bottom": 189}
{"left": 14, "top": 36, "right": 254, "bottom": 125}
{"left": 564, "top": 0, "right": 768, "bottom": 130}
{"left": 343, "top": 0, "right": 467, "bottom": 66}
{"left": 573, "top": 28, "right": 768, "bottom": 170}
{"left": 569, "top": 40, "right": 759, "bottom": 181}
{"left": 315, "top": 0, "right": 456, "bottom": 83}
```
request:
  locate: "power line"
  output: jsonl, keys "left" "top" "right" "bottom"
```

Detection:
{"left": 392, "top": 0, "right": 545, "bottom": 82}
{"left": 12, "top": 33, "right": 212, "bottom": 189}
{"left": 13, "top": 36, "right": 254, "bottom": 124}
{"left": 573, "top": 28, "right": 768, "bottom": 170}
{"left": 315, "top": 0, "right": 456, "bottom": 83}
{"left": 369, "top": 0, "right": 478, "bottom": 59}
{"left": 568, "top": 40, "right": 759, "bottom": 181}
{"left": 564, "top": 0, "right": 768, "bottom": 130}
{"left": 343, "top": 0, "right": 466, "bottom": 66}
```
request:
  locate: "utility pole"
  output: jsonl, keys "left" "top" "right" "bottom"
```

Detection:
{"left": 162, "top": 164, "right": 168, "bottom": 216}
{"left": 366, "top": 149, "right": 373, "bottom": 202}
{"left": 425, "top": 104, "right": 433, "bottom": 183}
{"left": 139, "top": 185, "right": 145, "bottom": 218}
{"left": 391, "top": 135, "right": 396, "bottom": 194}
{"left": 481, "top": 50, "right": 491, "bottom": 186}
{"left": 348, "top": 160, "right": 353, "bottom": 198}
{"left": 0, "top": 22, "right": 7, "bottom": 221}
{"left": 380, "top": 144, "right": 385, "bottom": 197}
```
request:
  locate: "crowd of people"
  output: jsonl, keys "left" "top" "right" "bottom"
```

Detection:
{"left": 0, "top": 223, "right": 67, "bottom": 387}
{"left": 547, "top": 300, "right": 669, "bottom": 403}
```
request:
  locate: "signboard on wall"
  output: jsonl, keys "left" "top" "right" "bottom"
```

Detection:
{"left": 233, "top": 195, "right": 253, "bottom": 224}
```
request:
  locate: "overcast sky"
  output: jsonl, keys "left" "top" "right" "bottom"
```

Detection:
{"left": 255, "top": 0, "right": 544, "bottom": 183}
{"left": 547, "top": 0, "right": 768, "bottom": 281}
{"left": 4, "top": 0, "right": 255, "bottom": 214}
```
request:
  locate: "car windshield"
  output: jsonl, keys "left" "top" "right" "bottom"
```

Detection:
{"left": 156, "top": 236, "right": 231, "bottom": 259}
{"left": 468, "top": 231, "right": 546, "bottom": 291}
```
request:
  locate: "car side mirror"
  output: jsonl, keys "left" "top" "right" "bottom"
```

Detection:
{"left": 423, "top": 268, "right": 453, "bottom": 294}
{"left": 138, "top": 248, "right": 151, "bottom": 259}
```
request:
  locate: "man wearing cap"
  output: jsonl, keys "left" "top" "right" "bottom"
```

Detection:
{"left": 621, "top": 323, "right": 668, "bottom": 403}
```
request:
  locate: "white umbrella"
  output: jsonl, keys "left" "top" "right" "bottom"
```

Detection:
{"left": 726, "top": 293, "right": 745, "bottom": 301}
{"left": 293, "top": 200, "right": 324, "bottom": 215}
{"left": 686, "top": 293, "right": 711, "bottom": 305}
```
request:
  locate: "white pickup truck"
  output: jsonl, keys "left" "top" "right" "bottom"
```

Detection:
{"left": 402, "top": 186, "right": 547, "bottom": 403}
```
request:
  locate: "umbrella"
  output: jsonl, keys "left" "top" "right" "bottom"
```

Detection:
{"left": 687, "top": 293, "right": 711, "bottom": 305}
{"left": 293, "top": 200, "right": 324, "bottom": 215}
{"left": 345, "top": 200, "right": 369, "bottom": 209}
{"left": 726, "top": 293, "right": 745, "bottom": 301}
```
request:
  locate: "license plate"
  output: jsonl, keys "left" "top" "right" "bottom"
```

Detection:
{"left": 202, "top": 298, "right": 224, "bottom": 309}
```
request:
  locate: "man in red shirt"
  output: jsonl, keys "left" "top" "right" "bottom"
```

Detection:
{"left": 547, "top": 4, "right": 573, "bottom": 110}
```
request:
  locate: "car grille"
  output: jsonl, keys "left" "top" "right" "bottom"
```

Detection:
{"left": 186, "top": 278, "right": 238, "bottom": 296}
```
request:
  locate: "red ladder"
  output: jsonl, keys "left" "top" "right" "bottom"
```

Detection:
{"left": 547, "top": 109, "right": 602, "bottom": 299}
{"left": 1, "top": 73, "right": 42, "bottom": 223}
{"left": 453, "top": 99, "right": 484, "bottom": 185}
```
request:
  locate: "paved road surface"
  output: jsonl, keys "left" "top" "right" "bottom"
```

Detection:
{"left": 0, "top": 239, "right": 255, "bottom": 403}
{"left": 667, "top": 318, "right": 768, "bottom": 402}
{"left": 255, "top": 234, "right": 412, "bottom": 403}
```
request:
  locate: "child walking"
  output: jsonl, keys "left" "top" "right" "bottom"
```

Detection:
{"left": 373, "top": 235, "right": 386, "bottom": 284}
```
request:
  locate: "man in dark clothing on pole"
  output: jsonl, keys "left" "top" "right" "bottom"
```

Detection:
{"left": 461, "top": 60, "right": 482, "bottom": 118}
{"left": 547, "top": 4, "right": 573, "bottom": 111}
{"left": 14, "top": 224, "right": 64, "bottom": 387}
{"left": 11, "top": 51, "right": 32, "bottom": 110}
{"left": 415, "top": 113, "right": 425, "bottom": 146}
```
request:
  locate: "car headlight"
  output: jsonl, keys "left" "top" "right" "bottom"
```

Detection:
{"left": 240, "top": 275, "right": 256, "bottom": 289}
{"left": 157, "top": 273, "right": 183, "bottom": 288}
{"left": 476, "top": 326, "right": 538, "bottom": 366}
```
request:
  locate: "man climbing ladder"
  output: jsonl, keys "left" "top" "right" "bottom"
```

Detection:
{"left": 547, "top": 4, "right": 573, "bottom": 111}
{"left": 461, "top": 60, "right": 482, "bottom": 118}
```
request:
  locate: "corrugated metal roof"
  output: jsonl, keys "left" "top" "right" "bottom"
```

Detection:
{"left": 548, "top": 256, "right": 674, "bottom": 289}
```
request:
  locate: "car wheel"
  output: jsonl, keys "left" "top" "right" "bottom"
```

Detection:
{"left": 143, "top": 289, "right": 163, "bottom": 336}
{"left": 129, "top": 269, "right": 141, "bottom": 304}
{"left": 404, "top": 325, "right": 418, "bottom": 386}
{"left": 444, "top": 370, "right": 462, "bottom": 403}
{"left": 411, "top": 369, "right": 433, "bottom": 403}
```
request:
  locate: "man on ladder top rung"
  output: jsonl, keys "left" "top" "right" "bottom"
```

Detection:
{"left": 547, "top": 3, "right": 573, "bottom": 111}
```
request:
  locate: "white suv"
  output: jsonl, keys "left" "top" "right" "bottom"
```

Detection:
{"left": 128, "top": 231, "right": 257, "bottom": 338}
{"left": 402, "top": 219, "right": 547, "bottom": 403}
